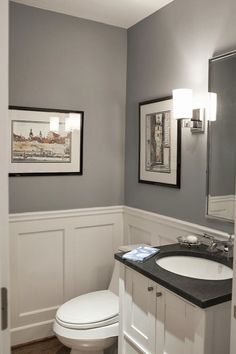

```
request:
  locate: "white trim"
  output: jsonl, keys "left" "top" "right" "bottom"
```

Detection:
{"left": 209, "top": 195, "right": 235, "bottom": 202}
{"left": 19, "top": 306, "right": 60, "bottom": 318}
{"left": 208, "top": 195, "right": 235, "bottom": 221}
{"left": 11, "top": 320, "right": 54, "bottom": 347}
{"left": 11, "top": 319, "right": 54, "bottom": 332}
{"left": 10, "top": 205, "right": 230, "bottom": 239}
{"left": 9, "top": 205, "right": 124, "bottom": 223}
{"left": 124, "top": 331, "right": 148, "bottom": 353}
{"left": 124, "top": 206, "right": 230, "bottom": 240}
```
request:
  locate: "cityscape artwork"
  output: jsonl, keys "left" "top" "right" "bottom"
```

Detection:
{"left": 12, "top": 120, "right": 72, "bottom": 163}
{"left": 9, "top": 107, "right": 84, "bottom": 176}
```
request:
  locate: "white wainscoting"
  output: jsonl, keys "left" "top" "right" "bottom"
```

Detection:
{"left": 9, "top": 205, "right": 230, "bottom": 346}
{"left": 208, "top": 195, "right": 235, "bottom": 220}
{"left": 123, "top": 206, "right": 230, "bottom": 246}
{"left": 9, "top": 206, "right": 124, "bottom": 346}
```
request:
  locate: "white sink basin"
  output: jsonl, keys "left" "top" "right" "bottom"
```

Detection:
{"left": 156, "top": 256, "right": 233, "bottom": 280}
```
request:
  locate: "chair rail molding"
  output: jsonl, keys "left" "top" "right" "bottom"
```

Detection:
{"left": 9, "top": 205, "right": 124, "bottom": 222}
{"left": 123, "top": 206, "right": 230, "bottom": 246}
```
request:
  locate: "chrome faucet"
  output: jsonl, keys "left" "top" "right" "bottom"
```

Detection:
{"left": 202, "top": 233, "right": 234, "bottom": 259}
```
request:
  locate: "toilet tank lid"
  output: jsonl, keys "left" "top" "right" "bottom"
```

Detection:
{"left": 56, "top": 290, "right": 118, "bottom": 325}
{"left": 118, "top": 243, "right": 150, "bottom": 252}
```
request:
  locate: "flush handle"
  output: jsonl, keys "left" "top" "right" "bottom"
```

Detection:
{"left": 148, "top": 286, "right": 154, "bottom": 292}
{"left": 156, "top": 292, "right": 162, "bottom": 297}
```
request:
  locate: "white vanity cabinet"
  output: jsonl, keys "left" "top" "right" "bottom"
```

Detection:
{"left": 118, "top": 265, "right": 231, "bottom": 354}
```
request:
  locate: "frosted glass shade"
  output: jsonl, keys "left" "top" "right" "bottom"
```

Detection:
{"left": 65, "top": 113, "right": 81, "bottom": 131}
{"left": 173, "top": 89, "right": 193, "bottom": 119}
{"left": 207, "top": 92, "right": 217, "bottom": 121}
{"left": 50, "top": 116, "right": 59, "bottom": 132}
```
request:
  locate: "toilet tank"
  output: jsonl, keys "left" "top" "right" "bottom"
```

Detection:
{"left": 108, "top": 244, "right": 150, "bottom": 296}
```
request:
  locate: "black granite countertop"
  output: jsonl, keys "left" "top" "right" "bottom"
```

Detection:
{"left": 115, "top": 244, "right": 233, "bottom": 308}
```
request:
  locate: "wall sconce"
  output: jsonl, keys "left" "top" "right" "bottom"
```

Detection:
{"left": 172, "top": 89, "right": 217, "bottom": 134}
{"left": 173, "top": 88, "right": 193, "bottom": 120}
{"left": 206, "top": 92, "right": 217, "bottom": 122}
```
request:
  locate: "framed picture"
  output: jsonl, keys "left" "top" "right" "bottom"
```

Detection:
{"left": 9, "top": 106, "right": 84, "bottom": 176}
{"left": 139, "top": 96, "right": 181, "bottom": 188}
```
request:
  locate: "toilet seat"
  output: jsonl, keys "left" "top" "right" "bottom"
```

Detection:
{"left": 57, "top": 314, "right": 119, "bottom": 330}
{"left": 56, "top": 290, "right": 119, "bottom": 330}
{"left": 54, "top": 320, "right": 119, "bottom": 341}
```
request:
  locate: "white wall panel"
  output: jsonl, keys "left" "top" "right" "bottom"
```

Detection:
{"left": 9, "top": 205, "right": 229, "bottom": 346}
{"left": 10, "top": 206, "right": 124, "bottom": 345}
{"left": 128, "top": 225, "right": 151, "bottom": 245}
{"left": 74, "top": 224, "right": 115, "bottom": 295}
{"left": 124, "top": 206, "right": 230, "bottom": 247}
{"left": 18, "top": 230, "right": 64, "bottom": 314}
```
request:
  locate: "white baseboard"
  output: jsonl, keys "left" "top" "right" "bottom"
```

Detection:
{"left": 11, "top": 320, "right": 54, "bottom": 346}
{"left": 9, "top": 205, "right": 230, "bottom": 346}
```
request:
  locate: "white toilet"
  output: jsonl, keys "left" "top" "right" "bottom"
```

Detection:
{"left": 53, "top": 245, "right": 142, "bottom": 354}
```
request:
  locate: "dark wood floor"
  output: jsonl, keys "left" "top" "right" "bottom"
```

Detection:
{"left": 11, "top": 337, "right": 70, "bottom": 354}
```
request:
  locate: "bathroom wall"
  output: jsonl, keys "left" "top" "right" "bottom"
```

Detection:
{"left": 125, "top": 0, "right": 236, "bottom": 233}
{"left": 9, "top": 2, "right": 127, "bottom": 213}
{"left": 10, "top": 0, "right": 235, "bottom": 231}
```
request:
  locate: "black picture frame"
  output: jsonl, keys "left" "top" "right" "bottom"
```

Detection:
{"left": 9, "top": 106, "right": 84, "bottom": 177}
{"left": 139, "top": 96, "right": 181, "bottom": 188}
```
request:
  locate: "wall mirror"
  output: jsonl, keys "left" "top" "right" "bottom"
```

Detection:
{"left": 207, "top": 51, "right": 236, "bottom": 223}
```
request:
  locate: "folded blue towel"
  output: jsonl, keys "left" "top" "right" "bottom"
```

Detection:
{"left": 122, "top": 246, "right": 160, "bottom": 262}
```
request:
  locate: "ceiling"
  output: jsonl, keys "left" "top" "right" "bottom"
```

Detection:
{"left": 11, "top": 0, "right": 174, "bottom": 28}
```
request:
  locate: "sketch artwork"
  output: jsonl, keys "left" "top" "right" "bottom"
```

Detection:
{"left": 139, "top": 97, "right": 180, "bottom": 188}
{"left": 145, "top": 111, "right": 171, "bottom": 174}
{"left": 12, "top": 120, "right": 72, "bottom": 163}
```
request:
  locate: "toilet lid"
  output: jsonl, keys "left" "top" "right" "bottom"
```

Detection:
{"left": 56, "top": 290, "right": 119, "bottom": 330}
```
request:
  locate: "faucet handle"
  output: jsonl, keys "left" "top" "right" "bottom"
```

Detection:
{"left": 202, "top": 233, "right": 215, "bottom": 241}
{"left": 222, "top": 235, "right": 234, "bottom": 248}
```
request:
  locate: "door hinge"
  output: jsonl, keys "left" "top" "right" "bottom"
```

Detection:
{"left": 1, "top": 287, "right": 8, "bottom": 330}
{"left": 234, "top": 305, "right": 236, "bottom": 320}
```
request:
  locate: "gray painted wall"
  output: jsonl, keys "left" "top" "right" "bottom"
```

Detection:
{"left": 9, "top": 2, "right": 127, "bottom": 213}
{"left": 125, "top": 0, "right": 236, "bottom": 233}
{"left": 9, "top": 0, "right": 235, "bottom": 232}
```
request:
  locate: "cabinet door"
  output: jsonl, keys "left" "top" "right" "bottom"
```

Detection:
{"left": 158, "top": 288, "right": 205, "bottom": 354}
{"left": 163, "top": 291, "right": 187, "bottom": 354}
{"left": 124, "top": 268, "right": 156, "bottom": 353}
